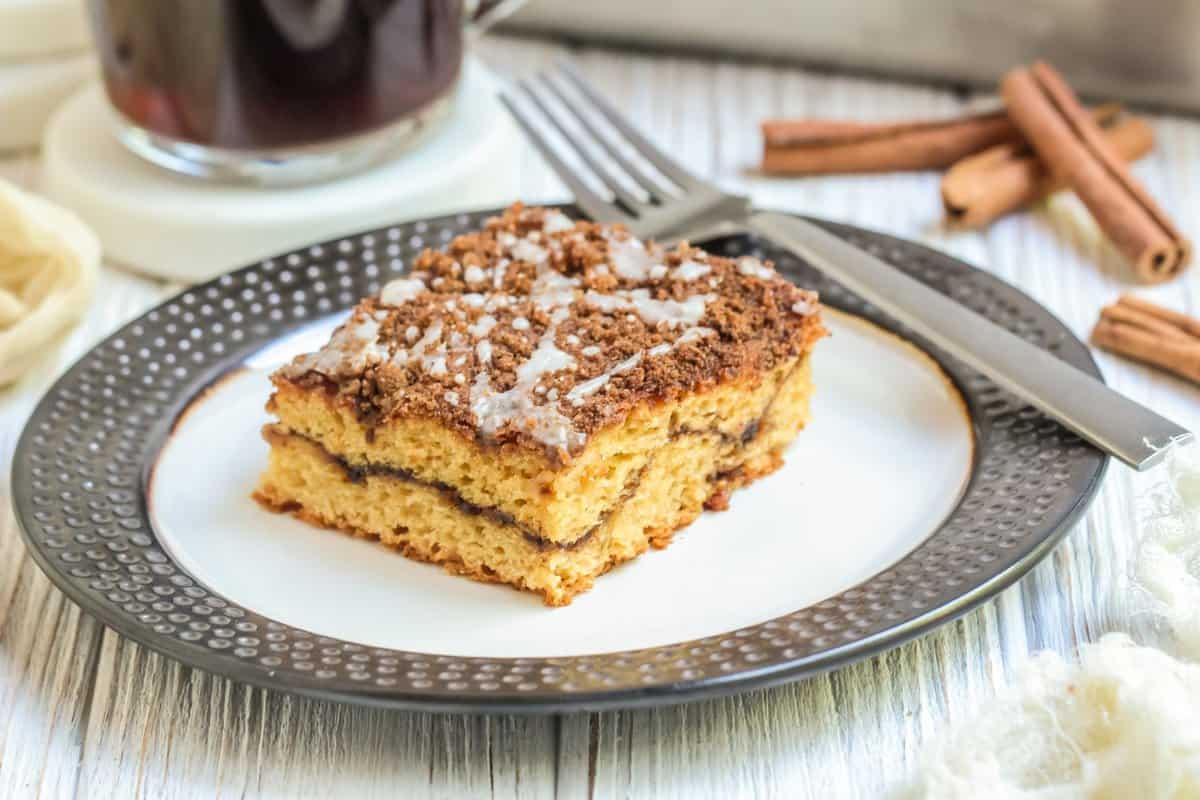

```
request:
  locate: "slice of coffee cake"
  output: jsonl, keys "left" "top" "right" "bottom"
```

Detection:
{"left": 254, "top": 204, "right": 826, "bottom": 605}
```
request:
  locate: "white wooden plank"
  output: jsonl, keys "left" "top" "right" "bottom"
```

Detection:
{"left": 78, "top": 631, "right": 558, "bottom": 799}
{"left": 567, "top": 613, "right": 1021, "bottom": 799}
{"left": 0, "top": 506, "right": 101, "bottom": 800}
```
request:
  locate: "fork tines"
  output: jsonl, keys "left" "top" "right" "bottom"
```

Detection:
{"left": 499, "top": 62, "right": 702, "bottom": 223}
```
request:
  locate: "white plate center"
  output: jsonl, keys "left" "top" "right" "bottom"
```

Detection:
{"left": 151, "top": 310, "right": 973, "bottom": 658}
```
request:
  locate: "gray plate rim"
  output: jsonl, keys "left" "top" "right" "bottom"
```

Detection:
{"left": 12, "top": 205, "right": 1107, "bottom": 713}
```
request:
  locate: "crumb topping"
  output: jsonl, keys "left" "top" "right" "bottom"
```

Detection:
{"left": 277, "top": 204, "right": 826, "bottom": 461}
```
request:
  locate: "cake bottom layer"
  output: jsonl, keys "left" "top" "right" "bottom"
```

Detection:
{"left": 254, "top": 356, "right": 814, "bottom": 605}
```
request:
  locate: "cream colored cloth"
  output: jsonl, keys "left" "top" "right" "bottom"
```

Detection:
{"left": 908, "top": 634, "right": 1200, "bottom": 799}
{"left": 0, "top": 179, "right": 99, "bottom": 385}
{"left": 908, "top": 450, "right": 1200, "bottom": 798}
{"left": 1137, "top": 448, "right": 1200, "bottom": 660}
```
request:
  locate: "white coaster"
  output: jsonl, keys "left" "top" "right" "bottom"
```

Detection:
{"left": 0, "top": 52, "right": 92, "bottom": 151}
{"left": 0, "top": 0, "right": 90, "bottom": 61}
{"left": 41, "top": 58, "right": 522, "bottom": 283}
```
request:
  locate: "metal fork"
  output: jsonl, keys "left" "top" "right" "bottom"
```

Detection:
{"left": 499, "top": 63, "right": 1192, "bottom": 470}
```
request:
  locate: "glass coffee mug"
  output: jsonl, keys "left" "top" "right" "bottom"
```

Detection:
{"left": 87, "top": 0, "right": 523, "bottom": 184}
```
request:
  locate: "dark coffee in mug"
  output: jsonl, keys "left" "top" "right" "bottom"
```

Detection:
{"left": 89, "top": 0, "right": 465, "bottom": 151}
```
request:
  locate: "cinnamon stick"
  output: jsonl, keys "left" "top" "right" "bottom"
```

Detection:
{"left": 1091, "top": 295, "right": 1200, "bottom": 383}
{"left": 761, "top": 111, "right": 1019, "bottom": 175}
{"left": 1116, "top": 294, "right": 1200, "bottom": 338}
{"left": 1002, "top": 62, "right": 1191, "bottom": 283}
{"left": 941, "top": 104, "right": 1155, "bottom": 228}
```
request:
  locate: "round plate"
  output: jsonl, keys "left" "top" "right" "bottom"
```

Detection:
{"left": 150, "top": 307, "right": 973, "bottom": 659}
{"left": 12, "top": 207, "right": 1107, "bottom": 712}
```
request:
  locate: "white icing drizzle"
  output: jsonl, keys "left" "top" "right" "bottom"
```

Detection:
{"left": 530, "top": 269, "right": 579, "bottom": 309}
{"left": 676, "top": 325, "right": 715, "bottom": 345}
{"left": 484, "top": 294, "right": 512, "bottom": 312}
{"left": 516, "top": 313, "right": 574, "bottom": 381}
{"left": 647, "top": 326, "right": 715, "bottom": 361}
{"left": 550, "top": 323, "right": 715, "bottom": 402}
{"left": 567, "top": 352, "right": 642, "bottom": 406}
{"left": 469, "top": 308, "right": 582, "bottom": 453}
{"left": 607, "top": 235, "right": 658, "bottom": 281}
{"left": 288, "top": 314, "right": 385, "bottom": 375}
{"left": 355, "top": 315, "right": 385, "bottom": 342}
{"left": 584, "top": 289, "right": 713, "bottom": 328}
{"left": 463, "top": 265, "right": 486, "bottom": 285}
{"left": 463, "top": 293, "right": 485, "bottom": 308}
{"left": 444, "top": 391, "right": 459, "bottom": 406}
{"left": 543, "top": 210, "right": 575, "bottom": 233}
{"left": 512, "top": 316, "right": 530, "bottom": 331}
{"left": 399, "top": 319, "right": 442, "bottom": 368}
{"left": 380, "top": 277, "right": 425, "bottom": 306}
{"left": 633, "top": 326, "right": 715, "bottom": 367}
{"left": 468, "top": 315, "right": 496, "bottom": 338}
{"left": 737, "top": 256, "right": 775, "bottom": 280}
{"left": 426, "top": 356, "right": 447, "bottom": 377}
{"left": 492, "top": 258, "right": 509, "bottom": 289}
{"left": 791, "top": 296, "right": 816, "bottom": 315}
{"left": 582, "top": 293, "right": 623, "bottom": 315}
{"left": 476, "top": 339, "right": 492, "bottom": 364}
{"left": 389, "top": 317, "right": 480, "bottom": 381}
{"left": 676, "top": 259, "right": 711, "bottom": 280}
{"left": 511, "top": 238, "right": 549, "bottom": 265}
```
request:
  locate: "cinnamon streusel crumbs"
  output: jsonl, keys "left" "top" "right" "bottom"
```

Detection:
{"left": 278, "top": 203, "right": 825, "bottom": 461}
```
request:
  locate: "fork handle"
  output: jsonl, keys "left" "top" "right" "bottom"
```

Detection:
{"left": 749, "top": 211, "right": 1192, "bottom": 470}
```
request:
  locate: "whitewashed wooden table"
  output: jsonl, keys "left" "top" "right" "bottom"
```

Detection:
{"left": 3, "top": 35, "right": 1199, "bottom": 799}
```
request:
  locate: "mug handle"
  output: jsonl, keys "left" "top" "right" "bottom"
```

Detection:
{"left": 464, "top": 0, "right": 526, "bottom": 36}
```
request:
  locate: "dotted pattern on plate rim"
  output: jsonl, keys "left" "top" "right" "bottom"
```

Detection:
{"left": 12, "top": 209, "right": 1104, "bottom": 705}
